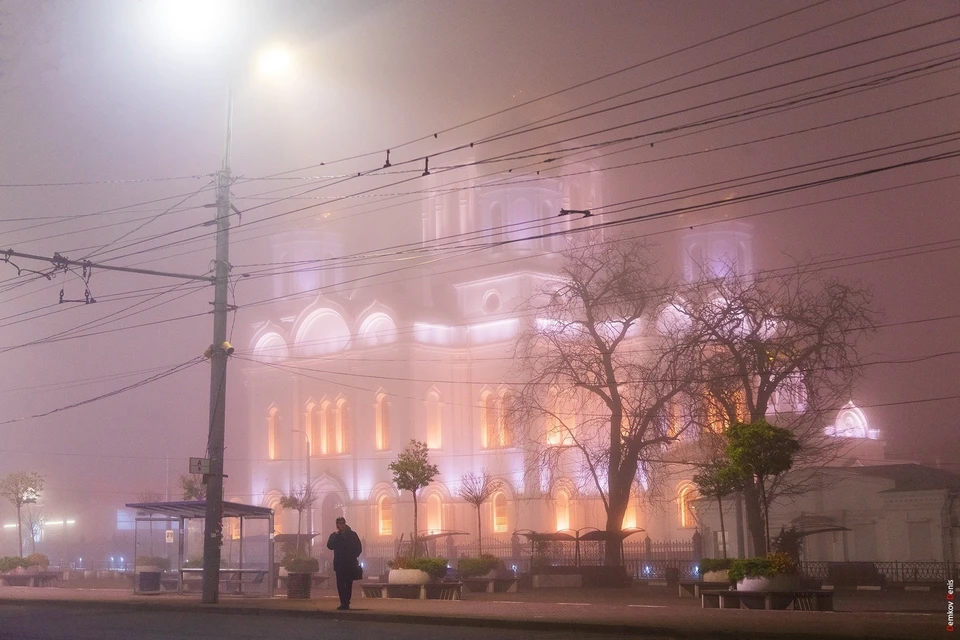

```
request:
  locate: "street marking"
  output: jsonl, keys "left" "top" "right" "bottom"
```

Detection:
{"left": 556, "top": 602, "right": 590, "bottom": 606}
{"left": 628, "top": 605, "right": 666, "bottom": 608}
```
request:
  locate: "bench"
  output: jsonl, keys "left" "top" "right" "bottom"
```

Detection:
{"left": 179, "top": 568, "right": 270, "bottom": 595}
{"left": 678, "top": 580, "right": 730, "bottom": 598}
{"left": 360, "top": 581, "right": 462, "bottom": 600}
{"left": 0, "top": 571, "right": 61, "bottom": 587}
{"left": 462, "top": 577, "right": 520, "bottom": 593}
{"left": 701, "top": 589, "right": 834, "bottom": 611}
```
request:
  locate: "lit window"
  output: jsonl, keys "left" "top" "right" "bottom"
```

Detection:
{"left": 378, "top": 496, "right": 393, "bottom": 536}
{"left": 679, "top": 485, "right": 698, "bottom": 528}
{"left": 493, "top": 492, "right": 508, "bottom": 533}
{"left": 306, "top": 403, "right": 320, "bottom": 457}
{"left": 499, "top": 392, "right": 515, "bottom": 447}
{"left": 427, "top": 494, "right": 442, "bottom": 534}
{"left": 556, "top": 491, "right": 570, "bottom": 531}
{"left": 267, "top": 407, "right": 281, "bottom": 460}
{"left": 321, "top": 401, "right": 335, "bottom": 455}
{"left": 481, "top": 392, "right": 495, "bottom": 448}
{"left": 336, "top": 399, "right": 351, "bottom": 454}
{"left": 623, "top": 496, "right": 637, "bottom": 530}
{"left": 376, "top": 393, "right": 391, "bottom": 451}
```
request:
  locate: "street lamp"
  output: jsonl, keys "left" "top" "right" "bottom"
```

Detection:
{"left": 150, "top": 8, "right": 296, "bottom": 604}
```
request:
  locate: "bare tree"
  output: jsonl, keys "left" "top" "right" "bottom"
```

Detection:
{"left": 457, "top": 471, "right": 503, "bottom": 556}
{"left": 513, "top": 238, "right": 703, "bottom": 566}
{"left": 179, "top": 474, "right": 206, "bottom": 500}
{"left": 0, "top": 471, "right": 44, "bottom": 557}
{"left": 278, "top": 483, "right": 318, "bottom": 555}
{"left": 679, "top": 264, "right": 877, "bottom": 555}
{"left": 23, "top": 505, "right": 45, "bottom": 555}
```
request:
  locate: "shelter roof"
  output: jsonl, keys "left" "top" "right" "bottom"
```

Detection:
{"left": 125, "top": 500, "right": 273, "bottom": 519}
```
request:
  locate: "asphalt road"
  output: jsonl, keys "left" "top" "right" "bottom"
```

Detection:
{"left": 0, "top": 604, "right": 666, "bottom": 640}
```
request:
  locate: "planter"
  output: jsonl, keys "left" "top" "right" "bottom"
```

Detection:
{"left": 736, "top": 574, "right": 798, "bottom": 592}
{"left": 702, "top": 570, "right": 729, "bottom": 583}
{"left": 388, "top": 569, "right": 431, "bottom": 585}
{"left": 287, "top": 572, "right": 313, "bottom": 599}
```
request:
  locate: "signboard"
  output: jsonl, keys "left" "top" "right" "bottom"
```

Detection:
{"left": 165, "top": 529, "right": 174, "bottom": 544}
{"left": 189, "top": 457, "right": 210, "bottom": 474}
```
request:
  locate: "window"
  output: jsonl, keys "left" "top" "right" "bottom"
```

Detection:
{"left": 493, "top": 492, "right": 508, "bottom": 533}
{"left": 679, "top": 485, "right": 698, "bottom": 528}
{"left": 498, "top": 391, "right": 515, "bottom": 447}
{"left": 426, "top": 390, "right": 442, "bottom": 449}
{"left": 306, "top": 402, "right": 321, "bottom": 457}
{"left": 336, "top": 398, "right": 351, "bottom": 454}
{"left": 481, "top": 392, "right": 496, "bottom": 448}
{"left": 267, "top": 407, "right": 281, "bottom": 461}
{"left": 555, "top": 490, "right": 570, "bottom": 531}
{"left": 321, "top": 401, "right": 335, "bottom": 455}
{"left": 376, "top": 393, "right": 391, "bottom": 451}
{"left": 546, "top": 390, "right": 575, "bottom": 446}
{"left": 490, "top": 203, "right": 504, "bottom": 244}
{"left": 623, "top": 496, "right": 637, "bottom": 530}
{"left": 378, "top": 496, "right": 393, "bottom": 536}
{"left": 427, "top": 494, "right": 442, "bottom": 534}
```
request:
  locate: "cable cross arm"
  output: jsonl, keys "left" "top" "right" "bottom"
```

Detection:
{"left": 3, "top": 249, "right": 216, "bottom": 283}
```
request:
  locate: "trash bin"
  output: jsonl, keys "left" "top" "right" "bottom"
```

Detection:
{"left": 138, "top": 571, "right": 162, "bottom": 592}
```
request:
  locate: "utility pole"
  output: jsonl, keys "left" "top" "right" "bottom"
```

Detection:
{"left": 201, "top": 86, "right": 234, "bottom": 605}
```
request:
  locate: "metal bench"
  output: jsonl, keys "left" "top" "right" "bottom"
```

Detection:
{"left": 462, "top": 577, "right": 520, "bottom": 593}
{"left": 678, "top": 580, "right": 730, "bottom": 598}
{"left": 701, "top": 589, "right": 834, "bottom": 611}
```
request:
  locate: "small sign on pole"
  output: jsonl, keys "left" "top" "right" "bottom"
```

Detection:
{"left": 165, "top": 529, "right": 174, "bottom": 544}
{"left": 189, "top": 457, "right": 210, "bottom": 474}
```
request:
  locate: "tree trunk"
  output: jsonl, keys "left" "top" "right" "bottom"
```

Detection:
{"left": 604, "top": 487, "right": 629, "bottom": 566}
{"left": 412, "top": 490, "right": 420, "bottom": 558}
{"left": 716, "top": 496, "right": 727, "bottom": 559}
{"left": 742, "top": 479, "right": 767, "bottom": 556}
{"left": 16, "top": 505, "right": 23, "bottom": 557}
{"left": 476, "top": 507, "right": 483, "bottom": 556}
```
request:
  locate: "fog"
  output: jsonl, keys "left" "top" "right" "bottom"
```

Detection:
{"left": 0, "top": 0, "right": 957, "bottom": 562}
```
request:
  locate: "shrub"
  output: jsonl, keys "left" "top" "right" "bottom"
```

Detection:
{"left": 728, "top": 552, "right": 797, "bottom": 582}
{"left": 457, "top": 554, "right": 503, "bottom": 577}
{"left": 136, "top": 556, "right": 171, "bottom": 571}
{"left": 0, "top": 556, "right": 30, "bottom": 572}
{"left": 699, "top": 557, "right": 734, "bottom": 574}
{"left": 282, "top": 555, "right": 320, "bottom": 573}
{"left": 389, "top": 556, "right": 448, "bottom": 580}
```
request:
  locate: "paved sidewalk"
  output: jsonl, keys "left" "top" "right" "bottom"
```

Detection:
{"left": 0, "top": 584, "right": 947, "bottom": 640}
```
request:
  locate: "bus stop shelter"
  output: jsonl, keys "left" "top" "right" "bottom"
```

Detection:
{"left": 125, "top": 500, "right": 275, "bottom": 597}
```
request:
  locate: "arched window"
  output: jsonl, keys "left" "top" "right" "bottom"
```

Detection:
{"left": 480, "top": 392, "right": 496, "bottom": 448}
{"left": 306, "top": 402, "right": 320, "bottom": 457}
{"left": 375, "top": 393, "right": 391, "bottom": 451}
{"left": 321, "top": 401, "right": 335, "bottom": 455}
{"left": 493, "top": 492, "right": 508, "bottom": 533}
{"left": 679, "top": 484, "right": 698, "bottom": 528}
{"left": 426, "top": 390, "right": 442, "bottom": 449}
{"left": 336, "top": 398, "right": 351, "bottom": 454}
{"left": 499, "top": 391, "right": 515, "bottom": 447}
{"left": 555, "top": 491, "right": 570, "bottom": 532}
{"left": 378, "top": 495, "right": 393, "bottom": 536}
{"left": 427, "top": 494, "right": 442, "bottom": 534}
{"left": 267, "top": 407, "right": 281, "bottom": 461}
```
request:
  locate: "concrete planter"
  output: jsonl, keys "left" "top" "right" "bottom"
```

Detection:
{"left": 737, "top": 574, "right": 798, "bottom": 592}
{"left": 388, "top": 569, "right": 431, "bottom": 585}
{"left": 287, "top": 572, "right": 313, "bottom": 599}
{"left": 702, "top": 570, "right": 729, "bottom": 583}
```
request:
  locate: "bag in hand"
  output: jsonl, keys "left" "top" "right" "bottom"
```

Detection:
{"left": 352, "top": 563, "right": 363, "bottom": 581}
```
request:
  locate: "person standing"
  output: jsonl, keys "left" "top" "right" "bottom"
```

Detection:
{"left": 326, "top": 516, "right": 362, "bottom": 610}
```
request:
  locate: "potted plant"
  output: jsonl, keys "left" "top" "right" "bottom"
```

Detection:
{"left": 457, "top": 554, "right": 504, "bottom": 579}
{"left": 729, "top": 552, "right": 798, "bottom": 592}
{"left": 283, "top": 555, "right": 320, "bottom": 599}
{"left": 387, "top": 556, "right": 447, "bottom": 585}
{"left": 699, "top": 557, "right": 734, "bottom": 583}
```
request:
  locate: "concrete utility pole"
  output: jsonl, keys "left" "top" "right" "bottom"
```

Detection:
{"left": 201, "top": 86, "right": 234, "bottom": 605}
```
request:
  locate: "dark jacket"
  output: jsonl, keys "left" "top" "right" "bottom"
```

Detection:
{"left": 327, "top": 526, "right": 362, "bottom": 573}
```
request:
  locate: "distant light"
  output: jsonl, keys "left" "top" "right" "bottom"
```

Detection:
{"left": 256, "top": 44, "right": 295, "bottom": 78}
{"left": 154, "top": 0, "right": 229, "bottom": 49}
{"left": 2, "top": 523, "right": 16, "bottom": 529}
